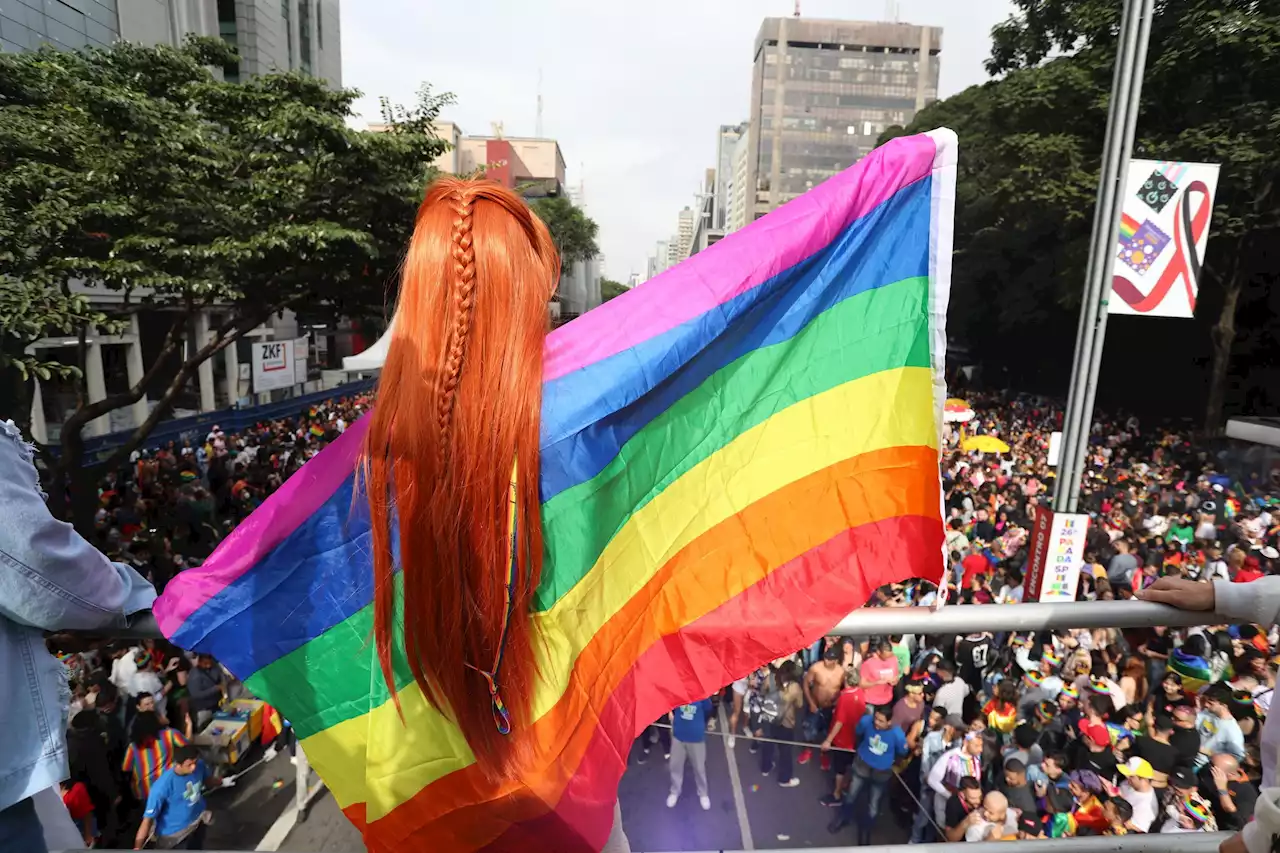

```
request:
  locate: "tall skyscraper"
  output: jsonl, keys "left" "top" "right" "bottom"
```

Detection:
{"left": 745, "top": 17, "right": 941, "bottom": 222}
{"left": 1, "top": 0, "right": 342, "bottom": 88}
{"left": 726, "top": 122, "right": 752, "bottom": 234}
{"left": 676, "top": 206, "right": 695, "bottom": 261}
{"left": 713, "top": 122, "right": 748, "bottom": 230}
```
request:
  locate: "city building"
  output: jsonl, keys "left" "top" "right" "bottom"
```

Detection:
{"left": 713, "top": 123, "right": 748, "bottom": 230}
{"left": 2, "top": 1, "right": 342, "bottom": 87}
{"left": 666, "top": 236, "right": 681, "bottom": 270}
{"left": 647, "top": 239, "right": 671, "bottom": 280}
{"left": 456, "top": 133, "right": 567, "bottom": 197}
{"left": 12, "top": 0, "right": 345, "bottom": 444}
{"left": 744, "top": 17, "right": 941, "bottom": 221}
{"left": 676, "top": 206, "right": 695, "bottom": 261}
{"left": 727, "top": 123, "right": 752, "bottom": 233}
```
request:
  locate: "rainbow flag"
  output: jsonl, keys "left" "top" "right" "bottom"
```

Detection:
{"left": 1119, "top": 212, "right": 1141, "bottom": 240}
{"left": 152, "top": 129, "right": 955, "bottom": 853}
{"left": 1170, "top": 648, "right": 1215, "bottom": 695}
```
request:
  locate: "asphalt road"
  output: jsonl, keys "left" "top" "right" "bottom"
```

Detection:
{"left": 265, "top": 713, "right": 915, "bottom": 852}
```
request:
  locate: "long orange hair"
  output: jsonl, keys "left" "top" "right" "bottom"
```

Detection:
{"left": 362, "top": 178, "right": 559, "bottom": 779}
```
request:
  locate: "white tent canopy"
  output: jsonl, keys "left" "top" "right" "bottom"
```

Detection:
{"left": 342, "top": 318, "right": 393, "bottom": 371}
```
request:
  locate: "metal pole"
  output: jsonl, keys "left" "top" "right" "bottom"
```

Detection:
{"left": 89, "top": 598, "right": 1236, "bottom": 643}
{"left": 1056, "top": 0, "right": 1148, "bottom": 512}
{"left": 1062, "top": 0, "right": 1156, "bottom": 510}
{"left": 1055, "top": 0, "right": 1139, "bottom": 509}
{"left": 829, "top": 598, "right": 1226, "bottom": 636}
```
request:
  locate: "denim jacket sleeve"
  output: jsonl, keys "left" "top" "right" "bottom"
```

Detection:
{"left": 0, "top": 420, "right": 156, "bottom": 631}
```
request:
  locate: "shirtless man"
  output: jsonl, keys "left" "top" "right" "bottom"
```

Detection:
{"left": 799, "top": 645, "right": 846, "bottom": 770}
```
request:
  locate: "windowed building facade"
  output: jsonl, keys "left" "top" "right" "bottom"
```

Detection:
{"left": 745, "top": 17, "right": 941, "bottom": 220}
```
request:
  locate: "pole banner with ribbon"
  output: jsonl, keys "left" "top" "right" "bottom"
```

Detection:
{"left": 1110, "top": 159, "right": 1219, "bottom": 318}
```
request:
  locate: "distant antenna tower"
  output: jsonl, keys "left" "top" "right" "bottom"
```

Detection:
{"left": 536, "top": 68, "right": 544, "bottom": 138}
{"left": 578, "top": 161, "right": 586, "bottom": 207}
{"left": 491, "top": 121, "right": 504, "bottom": 139}
{"left": 793, "top": 0, "right": 800, "bottom": 16}
{"left": 885, "top": 0, "right": 899, "bottom": 21}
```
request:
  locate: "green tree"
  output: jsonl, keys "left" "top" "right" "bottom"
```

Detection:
{"left": 0, "top": 38, "right": 450, "bottom": 528}
{"left": 531, "top": 196, "right": 600, "bottom": 266}
{"left": 886, "top": 0, "right": 1280, "bottom": 427}
{"left": 600, "top": 277, "right": 629, "bottom": 302}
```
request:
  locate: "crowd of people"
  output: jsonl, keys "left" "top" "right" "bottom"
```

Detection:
{"left": 48, "top": 393, "right": 371, "bottom": 849}
{"left": 660, "top": 391, "right": 1280, "bottom": 845}
{"left": 39, "top": 386, "right": 1280, "bottom": 847}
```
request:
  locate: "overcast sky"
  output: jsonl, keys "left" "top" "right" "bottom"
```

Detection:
{"left": 340, "top": 0, "right": 1018, "bottom": 280}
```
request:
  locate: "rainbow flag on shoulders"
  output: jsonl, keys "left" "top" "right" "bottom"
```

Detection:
{"left": 153, "top": 128, "right": 955, "bottom": 852}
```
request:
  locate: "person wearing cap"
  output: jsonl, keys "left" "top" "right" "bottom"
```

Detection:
{"left": 932, "top": 659, "right": 970, "bottom": 719}
{"left": 1118, "top": 756, "right": 1159, "bottom": 831}
{"left": 1066, "top": 770, "right": 1110, "bottom": 834}
{"left": 1157, "top": 767, "right": 1219, "bottom": 834}
{"left": 911, "top": 712, "right": 963, "bottom": 843}
{"left": 1072, "top": 705, "right": 1119, "bottom": 782}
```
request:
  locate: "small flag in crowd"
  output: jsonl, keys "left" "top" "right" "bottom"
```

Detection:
{"left": 153, "top": 129, "right": 955, "bottom": 853}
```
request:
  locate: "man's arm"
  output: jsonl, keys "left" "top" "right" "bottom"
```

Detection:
{"left": 802, "top": 666, "right": 817, "bottom": 711}
{"left": 0, "top": 425, "right": 156, "bottom": 631}
{"left": 134, "top": 817, "right": 153, "bottom": 850}
{"left": 927, "top": 750, "right": 950, "bottom": 796}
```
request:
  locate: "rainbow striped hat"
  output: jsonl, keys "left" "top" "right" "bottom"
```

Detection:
{"left": 1023, "top": 671, "right": 1045, "bottom": 690}
{"left": 1059, "top": 684, "right": 1079, "bottom": 701}
{"left": 1042, "top": 650, "right": 1062, "bottom": 668}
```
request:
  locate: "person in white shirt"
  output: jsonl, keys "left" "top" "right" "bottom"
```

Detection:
{"left": 109, "top": 645, "right": 139, "bottom": 691}
{"left": 932, "top": 659, "right": 970, "bottom": 718}
{"left": 964, "top": 791, "right": 1017, "bottom": 841}
{"left": 1139, "top": 576, "right": 1280, "bottom": 853}
{"left": 1117, "top": 757, "right": 1159, "bottom": 832}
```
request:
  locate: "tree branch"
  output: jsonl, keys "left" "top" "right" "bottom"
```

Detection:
{"left": 94, "top": 295, "right": 300, "bottom": 470}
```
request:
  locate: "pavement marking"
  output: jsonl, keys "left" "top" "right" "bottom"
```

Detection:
{"left": 718, "top": 703, "right": 755, "bottom": 851}
{"left": 255, "top": 776, "right": 328, "bottom": 852}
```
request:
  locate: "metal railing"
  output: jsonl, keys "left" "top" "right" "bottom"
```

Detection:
{"left": 112, "top": 598, "right": 1229, "bottom": 643}
{"left": 80, "top": 600, "right": 1243, "bottom": 853}
{"left": 51, "top": 837, "right": 1233, "bottom": 853}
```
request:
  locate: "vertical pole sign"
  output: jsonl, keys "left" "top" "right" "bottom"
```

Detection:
{"left": 1024, "top": 508, "right": 1091, "bottom": 602}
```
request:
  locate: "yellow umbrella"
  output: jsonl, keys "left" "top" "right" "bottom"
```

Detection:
{"left": 962, "top": 435, "right": 1010, "bottom": 454}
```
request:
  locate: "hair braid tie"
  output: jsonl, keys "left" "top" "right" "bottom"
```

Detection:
{"left": 437, "top": 192, "right": 477, "bottom": 467}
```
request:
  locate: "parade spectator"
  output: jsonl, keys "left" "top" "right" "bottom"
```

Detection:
{"left": 666, "top": 699, "right": 713, "bottom": 811}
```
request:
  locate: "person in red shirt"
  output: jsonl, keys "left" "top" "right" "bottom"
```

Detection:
{"left": 59, "top": 780, "right": 95, "bottom": 848}
{"left": 960, "top": 548, "right": 992, "bottom": 588}
{"left": 1234, "top": 555, "right": 1264, "bottom": 584}
{"left": 819, "top": 670, "right": 867, "bottom": 807}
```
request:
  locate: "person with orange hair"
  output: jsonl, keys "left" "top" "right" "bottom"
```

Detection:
{"left": 359, "top": 178, "right": 632, "bottom": 851}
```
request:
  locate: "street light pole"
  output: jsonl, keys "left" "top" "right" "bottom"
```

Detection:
{"left": 1054, "top": 0, "right": 1156, "bottom": 513}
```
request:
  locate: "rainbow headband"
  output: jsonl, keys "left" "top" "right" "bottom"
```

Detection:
{"left": 1059, "top": 684, "right": 1079, "bottom": 700}
{"left": 1180, "top": 798, "right": 1212, "bottom": 825}
{"left": 1023, "top": 671, "right": 1045, "bottom": 690}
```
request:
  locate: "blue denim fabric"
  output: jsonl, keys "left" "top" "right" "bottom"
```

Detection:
{"left": 0, "top": 421, "right": 156, "bottom": 813}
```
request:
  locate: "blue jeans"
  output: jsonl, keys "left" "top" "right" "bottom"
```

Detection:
{"left": 0, "top": 797, "right": 47, "bottom": 853}
{"left": 909, "top": 788, "right": 935, "bottom": 843}
{"left": 841, "top": 758, "right": 891, "bottom": 832}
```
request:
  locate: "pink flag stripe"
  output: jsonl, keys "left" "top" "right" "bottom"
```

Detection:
{"left": 542, "top": 133, "right": 938, "bottom": 383}
{"left": 152, "top": 416, "right": 371, "bottom": 636}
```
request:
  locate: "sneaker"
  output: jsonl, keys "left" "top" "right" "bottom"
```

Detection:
{"left": 637, "top": 751, "right": 647, "bottom": 764}
{"left": 798, "top": 748, "right": 813, "bottom": 765}
{"left": 699, "top": 795, "right": 711, "bottom": 810}
{"left": 779, "top": 777, "right": 801, "bottom": 788}
{"left": 666, "top": 793, "right": 678, "bottom": 809}
{"left": 820, "top": 753, "right": 832, "bottom": 772}
{"left": 748, "top": 742, "right": 759, "bottom": 755}
{"left": 762, "top": 769, "right": 773, "bottom": 777}
{"left": 819, "top": 794, "right": 841, "bottom": 807}
{"left": 289, "top": 756, "right": 298, "bottom": 766}
{"left": 663, "top": 752, "right": 670, "bottom": 760}
{"left": 727, "top": 735, "right": 736, "bottom": 749}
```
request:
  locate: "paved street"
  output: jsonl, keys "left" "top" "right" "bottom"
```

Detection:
{"left": 266, "top": 710, "right": 913, "bottom": 852}
{"left": 204, "top": 747, "right": 302, "bottom": 850}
